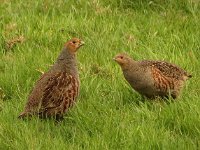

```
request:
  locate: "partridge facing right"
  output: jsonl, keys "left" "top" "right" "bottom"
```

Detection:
{"left": 114, "top": 53, "right": 192, "bottom": 99}
{"left": 18, "top": 38, "right": 84, "bottom": 120}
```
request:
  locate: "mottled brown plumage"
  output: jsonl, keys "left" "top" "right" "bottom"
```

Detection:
{"left": 114, "top": 53, "right": 191, "bottom": 99}
{"left": 18, "top": 38, "right": 84, "bottom": 120}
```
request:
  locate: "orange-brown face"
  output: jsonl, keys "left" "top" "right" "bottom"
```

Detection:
{"left": 65, "top": 38, "right": 84, "bottom": 54}
{"left": 113, "top": 53, "right": 130, "bottom": 66}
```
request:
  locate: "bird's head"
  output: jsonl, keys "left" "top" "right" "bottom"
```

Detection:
{"left": 113, "top": 53, "right": 133, "bottom": 67}
{"left": 64, "top": 38, "right": 85, "bottom": 54}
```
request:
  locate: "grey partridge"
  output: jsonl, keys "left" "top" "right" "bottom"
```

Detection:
{"left": 18, "top": 38, "right": 84, "bottom": 120}
{"left": 114, "top": 53, "right": 192, "bottom": 99}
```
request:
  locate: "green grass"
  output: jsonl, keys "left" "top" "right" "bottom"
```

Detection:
{"left": 0, "top": 0, "right": 200, "bottom": 149}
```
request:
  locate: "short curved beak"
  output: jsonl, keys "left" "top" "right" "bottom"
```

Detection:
{"left": 113, "top": 57, "right": 116, "bottom": 61}
{"left": 80, "top": 41, "right": 85, "bottom": 47}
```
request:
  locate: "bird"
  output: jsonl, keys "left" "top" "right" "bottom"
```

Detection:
{"left": 18, "top": 38, "right": 84, "bottom": 120}
{"left": 113, "top": 53, "right": 192, "bottom": 99}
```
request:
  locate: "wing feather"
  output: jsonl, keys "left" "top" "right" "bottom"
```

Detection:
{"left": 23, "top": 72, "right": 79, "bottom": 117}
{"left": 139, "top": 60, "right": 191, "bottom": 80}
{"left": 39, "top": 72, "right": 78, "bottom": 115}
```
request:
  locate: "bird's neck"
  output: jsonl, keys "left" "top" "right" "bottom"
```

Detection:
{"left": 50, "top": 48, "right": 79, "bottom": 78}
{"left": 122, "top": 61, "right": 143, "bottom": 85}
{"left": 122, "top": 60, "right": 139, "bottom": 72}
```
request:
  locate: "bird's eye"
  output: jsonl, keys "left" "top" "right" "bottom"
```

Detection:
{"left": 72, "top": 41, "right": 76, "bottom": 44}
{"left": 120, "top": 56, "right": 123, "bottom": 59}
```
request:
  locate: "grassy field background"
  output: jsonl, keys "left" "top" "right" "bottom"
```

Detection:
{"left": 0, "top": 0, "right": 200, "bottom": 149}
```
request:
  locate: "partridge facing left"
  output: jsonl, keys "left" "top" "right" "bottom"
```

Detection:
{"left": 18, "top": 38, "right": 84, "bottom": 120}
{"left": 114, "top": 53, "right": 191, "bottom": 99}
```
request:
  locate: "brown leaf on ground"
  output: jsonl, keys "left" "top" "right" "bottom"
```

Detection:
{"left": 0, "top": 88, "right": 6, "bottom": 100}
{"left": 6, "top": 35, "right": 25, "bottom": 49}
